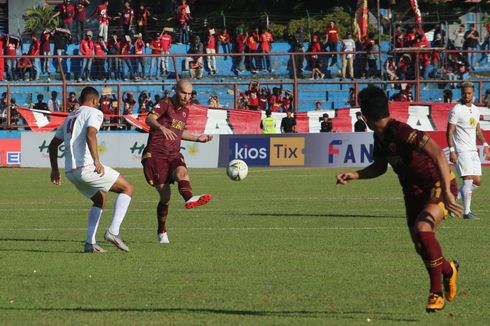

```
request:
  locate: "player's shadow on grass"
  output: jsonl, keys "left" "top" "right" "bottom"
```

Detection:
{"left": 245, "top": 212, "right": 404, "bottom": 219}
{"left": 0, "top": 248, "right": 81, "bottom": 254}
{"left": 0, "top": 307, "right": 419, "bottom": 322}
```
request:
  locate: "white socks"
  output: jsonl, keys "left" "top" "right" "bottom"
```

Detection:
{"left": 108, "top": 193, "right": 132, "bottom": 236}
{"left": 87, "top": 206, "right": 103, "bottom": 244}
{"left": 460, "top": 180, "right": 474, "bottom": 215}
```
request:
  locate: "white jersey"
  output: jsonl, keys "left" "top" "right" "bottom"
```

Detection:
{"left": 448, "top": 103, "right": 480, "bottom": 152}
{"left": 54, "top": 106, "right": 104, "bottom": 171}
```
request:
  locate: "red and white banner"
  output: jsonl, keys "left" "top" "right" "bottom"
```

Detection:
{"left": 353, "top": 0, "right": 368, "bottom": 41}
{"left": 410, "top": 0, "right": 423, "bottom": 28}
{"left": 16, "top": 103, "right": 490, "bottom": 134}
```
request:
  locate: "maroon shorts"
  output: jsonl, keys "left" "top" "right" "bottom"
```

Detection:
{"left": 404, "top": 175, "right": 458, "bottom": 228}
{"left": 142, "top": 153, "right": 186, "bottom": 186}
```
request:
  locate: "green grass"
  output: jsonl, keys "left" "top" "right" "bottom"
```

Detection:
{"left": 1, "top": 167, "right": 490, "bottom": 325}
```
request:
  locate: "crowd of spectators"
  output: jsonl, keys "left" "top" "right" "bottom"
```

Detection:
{"left": 237, "top": 81, "right": 294, "bottom": 112}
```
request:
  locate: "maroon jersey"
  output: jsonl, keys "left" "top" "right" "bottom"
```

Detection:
{"left": 145, "top": 98, "right": 189, "bottom": 159}
{"left": 373, "top": 119, "right": 439, "bottom": 194}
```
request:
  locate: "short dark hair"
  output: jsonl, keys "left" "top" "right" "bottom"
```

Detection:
{"left": 80, "top": 87, "right": 99, "bottom": 104}
{"left": 358, "top": 86, "right": 389, "bottom": 121}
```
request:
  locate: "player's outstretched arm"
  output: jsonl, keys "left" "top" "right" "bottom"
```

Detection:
{"left": 146, "top": 111, "right": 177, "bottom": 140}
{"left": 423, "top": 137, "right": 463, "bottom": 217}
{"left": 48, "top": 137, "right": 64, "bottom": 185}
{"left": 182, "top": 130, "right": 213, "bottom": 143}
{"left": 336, "top": 159, "right": 387, "bottom": 185}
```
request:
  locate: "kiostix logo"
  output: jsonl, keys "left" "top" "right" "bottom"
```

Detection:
{"left": 270, "top": 137, "right": 304, "bottom": 166}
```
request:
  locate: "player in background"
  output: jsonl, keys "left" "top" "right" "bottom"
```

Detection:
{"left": 48, "top": 86, "right": 134, "bottom": 253}
{"left": 336, "top": 86, "right": 463, "bottom": 312}
{"left": 142, "top": 79, "right": 213, "bottom": 244}
{"left": 446, "top": 82, "right": 490, "bottom": 220}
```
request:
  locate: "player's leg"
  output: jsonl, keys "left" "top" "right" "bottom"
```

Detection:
{"left": 411, "top": 203, "right": 457, "bottom": 312}
{"left": 173, "top": 165, "right": 212, "bottom": 209}
{"left": 156, "top": 183, "right": 171, "bottom": 244}
{"left": 103, "top": 172, "right": 133, "bottom": 252}
{"left": 457, "top": 152, "right": 481, "bottom": 219}
{"left": 84, "top": 190, "right": 107, "bottom": 253}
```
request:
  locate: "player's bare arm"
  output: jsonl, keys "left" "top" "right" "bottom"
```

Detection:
{"left": 48, "top": 137, "right": 64, "bottom": 185}
{"left": 476, "top": 123, "right": 490, "bottom": 158}
{"left": 86, "top": 126, "right": 104, "bottom": 176}
{"left": 446, "top": 122, "right": 458, "bottom": 163}
{"left": 336, "top": 159, "right": 387, "bottom": 185}
{"left": 146, "top": 111, "right": 177, "bottom": 140}
{"left": 422, "top": 137, "right": 463, "bottom": 217}
{"left": 182, "top": 130, "right": 213, "bottom": 142}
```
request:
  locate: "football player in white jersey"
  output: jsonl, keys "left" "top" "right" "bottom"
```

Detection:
{"left": 48, "top": 87, "right": 134, "bottom": 252}
{"left": 446, "top": 82, "right": 490, "bottom": 219}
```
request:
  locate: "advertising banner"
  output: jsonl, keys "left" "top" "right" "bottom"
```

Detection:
{"left": 21, "top": 132, "right": 219, "bottom": 168}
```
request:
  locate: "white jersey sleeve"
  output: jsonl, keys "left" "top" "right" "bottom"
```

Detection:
{"left": 87, "top": 109, "right": 104, "bottom": 131}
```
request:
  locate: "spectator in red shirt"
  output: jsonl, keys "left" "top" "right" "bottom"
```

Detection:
{"left": 134, "top": 33, "right": 146, "bottom": 80}
{"left": 246, "top": 82, "right": 260, "bottom": 110}
{"left": 404, "top": 26, "right": 417, "bottom": 48}
{"left": 308, "top": 34, "right": 324, "bottom": 80}
{"left": 325, "top": 20, "right": 339, "bottom": 67}
{"left": 5, "top": 36, "right": 19, "bottom": 81}
{"left": 149, "top": 32, "right": 163, "bottom": 79}
{"left": 66, "top": 91, "right": 79, "bottom": 112}
{"left": 93, "top": 36, "right": 107, "bottom": 80}
{"left": 53, "top": 0, "right": 75, "bottom": 34}
{"left": 120, "top": 1, "right": 134, "bottom": 36}
{"left": 75, "top": 0, "right": 89, "bottom": 43}
{"left": 218, "top": 28, "right": 231, "bottom": 60}
{"left": 78, "top": 30, "right": 94, "bottom": 81}
{"left": 120, "top": 35, "right": 134, "bottom": 80}
{"left": 136, "top": 4, "right": 157, "bottom": 42}
{"left": 234, "top": 28, "right": 247, "bottom": 73}
{"left": 160, "top": 29, "right": 172, "bottom": 75}
{"left": 40, "top": 30, "right": 52, "bottom": 77}
{"left": 206, "top": 28, "right": 217, "bottom": 75}
{"left": 91, "top": 0, "right": 110, "bottom": 42}
{"left": 259, "top": 27, "right": 274, "bottom": 72}
{"left": 246, "top": 28, "right": 260, "bottom": 73}
{"left": 259, "top": 87, "right": 270, "bottom": 111}
{"left": 29, "top": 32, "right": 41, "bottom": 80}
{"left": 394, "top": 24, "right": 404, "bottom": 49}
{"left": 176, "top": 0, "right": 191, "bottom": 44}
{"left": 17, "top": 54, "right": 33, "bottom": 81}
{"left": 107, "top": 34, "right": 121, "bottom": 80}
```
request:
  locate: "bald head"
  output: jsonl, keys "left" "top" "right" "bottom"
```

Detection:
{"left": 175, "top": 79, "right": 193, "bottom": 107}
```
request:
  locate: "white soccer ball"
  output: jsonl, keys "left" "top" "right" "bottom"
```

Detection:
{"left": 227, "top": 159, "right": 248, "bottom": 181}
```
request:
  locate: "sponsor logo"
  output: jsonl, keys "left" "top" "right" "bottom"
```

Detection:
{"left": 270, "top": 137, "right": 304, "bottom": 166}
{"left": 229, "top": 138, "right": 269, "bottom": 166}
{"left": 328, "top": 139, "right": 373, "bottom": 164}
{"left": 38, "top": 140, "right": 65, "bottom": 158}
{"left": 7, "top": 152, "right": 21, "bottom": 164}
{"left": 130, "top": 142, "right": 145, "bottom": 154}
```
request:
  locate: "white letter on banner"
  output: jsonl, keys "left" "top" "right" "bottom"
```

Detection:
{"left": 32, "top": 111, "right": 50, "bottom": 128}
{"left": 407, "top": 105, "right": 434, "bottom": 131}
{"left": 205, "top": 109, "right": 233, "bottom": 134}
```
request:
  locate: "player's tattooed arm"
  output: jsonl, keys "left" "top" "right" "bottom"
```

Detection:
{"left": 446, "top": 122, "right": 457, "bottom": 163}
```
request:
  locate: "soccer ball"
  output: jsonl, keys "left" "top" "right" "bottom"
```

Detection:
{"left": 226, "top": 159, "right": 248, "bottom": 181}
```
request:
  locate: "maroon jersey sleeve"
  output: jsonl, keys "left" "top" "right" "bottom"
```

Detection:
{"left": 395, "top": 122, "right": 431, "bottom": 152}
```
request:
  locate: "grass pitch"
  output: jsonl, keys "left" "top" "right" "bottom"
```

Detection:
{"left": 1, "top": 167, "right": 490, "bottom": 325}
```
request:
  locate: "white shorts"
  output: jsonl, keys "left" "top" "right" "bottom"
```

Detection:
{"left": 66, "top": 164, "right": 120, "bottom": 199}
{"left": 456, "top": 151, "right": 481, "bottom": 177}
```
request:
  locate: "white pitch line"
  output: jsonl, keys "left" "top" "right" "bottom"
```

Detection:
{"left": 0, "top": 226, "right": 489, "bottom": 232}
